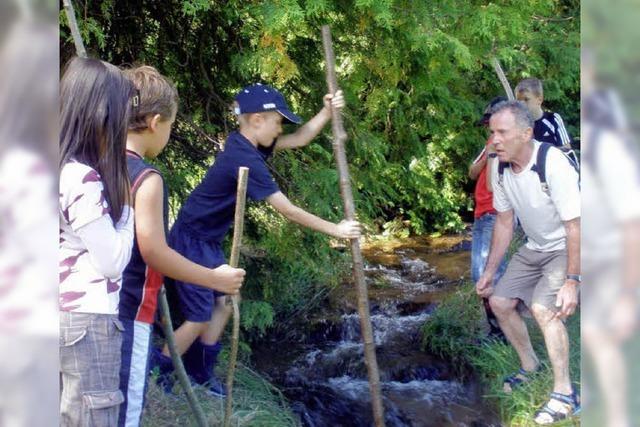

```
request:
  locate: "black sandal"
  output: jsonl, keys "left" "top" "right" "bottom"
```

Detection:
{"left": 503, "top": 366, "right": 540, "bottom": 393}
{"left": 534, "top": 389, "right": 580, "bottom": 425}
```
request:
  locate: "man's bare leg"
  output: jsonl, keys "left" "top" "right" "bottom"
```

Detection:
{"left": 531, "top": 303, "right": 572, "bottom": 395}
{"left": 490, "top": 296, "right": 540, "bottom": 372}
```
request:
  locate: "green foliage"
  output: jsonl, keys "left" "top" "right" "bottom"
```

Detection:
{"left": 240, "top": 300, "right": 275, "bottom": 336}
{"left": 181, "top": 0, "right": 212, "bottom": 17}
{"left": 60, "top": 0, "right": 579, "bottom": 336}
{"left": 420, "top": 283, "right": 485, "bottom": 368}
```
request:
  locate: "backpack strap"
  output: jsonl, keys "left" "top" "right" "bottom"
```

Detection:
{"left": 532, "top": 142, "right": 552, "bottom": 195}
{"left": 533, "top": 142, "right": 581, "bottom": 197}
{"left": 498, "top": 162, "right": 508, "bottom": 175}
{"left": 497, "top": 161, "right": 509, "bottom": 187}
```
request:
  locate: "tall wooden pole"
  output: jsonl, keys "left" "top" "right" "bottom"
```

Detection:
{"left": 321, "top": 25, "right": 386, "bottom": 427}
{"left": 223, "top": 167, "right": 250, "bottom": 427}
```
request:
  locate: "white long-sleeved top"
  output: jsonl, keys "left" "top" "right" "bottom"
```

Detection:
{"left": 59, "top": 160, "right": 134, "bottom": 314}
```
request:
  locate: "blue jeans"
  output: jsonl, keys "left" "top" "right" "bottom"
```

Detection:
{"left": 471, "top": 213, "right": 507, "bottom": 284}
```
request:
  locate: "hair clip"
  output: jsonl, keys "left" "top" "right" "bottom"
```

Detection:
{"left": 132, "top": 88, "right": 140, "bottom": 108}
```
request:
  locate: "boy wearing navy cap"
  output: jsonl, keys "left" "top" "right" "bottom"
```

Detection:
{"left": 156, "top": 84, "right": 361, "bottom": 396}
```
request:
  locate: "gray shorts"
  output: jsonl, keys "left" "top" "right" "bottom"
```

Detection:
{"left": 494, "top": 245, "right": 567, "bottom": 312}
{"left": 60, "top": 312, "right": 125, "bottom": 427}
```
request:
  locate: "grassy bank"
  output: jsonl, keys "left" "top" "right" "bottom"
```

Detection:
{"left": 142, "top": 363, "right": 299, "bottom": 427}
{"left": 421, "top": 283, "right": 580, "bottom": 426}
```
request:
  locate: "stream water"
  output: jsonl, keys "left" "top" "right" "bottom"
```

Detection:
{"left": 252, "top": 235, "right": 501, "bottom": 427}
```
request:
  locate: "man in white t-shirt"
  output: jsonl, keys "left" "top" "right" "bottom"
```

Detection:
{"left": 475, "top": 101, "right": 580, "bottom": 425}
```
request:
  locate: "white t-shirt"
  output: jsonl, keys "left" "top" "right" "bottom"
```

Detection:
{"left": 59, "top": 161, "right": 134, "bottom": 314}
{"left": 493, "top": 141, "right": 580, "bottom": 252}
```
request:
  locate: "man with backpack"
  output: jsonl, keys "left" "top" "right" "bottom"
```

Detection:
{"left": 475, "top": 101, "right": 580, "bottom": 425}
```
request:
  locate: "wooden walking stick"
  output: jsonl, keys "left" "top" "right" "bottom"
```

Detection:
{"left": 223, "top": 166, "right": 249, "bottom": 427}
{"left": 158, "top": 288, "right": 208, "bottom": 427}
{"left": 62, "top": 0, "right": 87, "bottom": 58}
{"left": 321, "top": 25, "right": 386, "bottom": 427}
{"left": 63, "top": 7, "right": 208, "bottom": 425}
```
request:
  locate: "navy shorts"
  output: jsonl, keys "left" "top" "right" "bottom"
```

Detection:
{"left": 169, "top": 222, "right": 226, "bottom": 322}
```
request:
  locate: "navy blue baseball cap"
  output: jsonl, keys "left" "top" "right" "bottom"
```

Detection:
{"left": 234, "top": 83, "right": 302, "bottom": 124}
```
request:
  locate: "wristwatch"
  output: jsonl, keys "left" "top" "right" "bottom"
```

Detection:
{"left": 565, "top": 274, "right": 581, "bottom": 283}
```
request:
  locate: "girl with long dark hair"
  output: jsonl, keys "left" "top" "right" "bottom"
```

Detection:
{"left": 59, "top": 56, "right": 136, "bottom": 426}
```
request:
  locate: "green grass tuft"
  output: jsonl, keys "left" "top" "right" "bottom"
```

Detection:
{"left": 420, "top": 284, "right": 485, "bottom": 370}
{"left": 142, "top": 363, "right": 300, "bottom": 427}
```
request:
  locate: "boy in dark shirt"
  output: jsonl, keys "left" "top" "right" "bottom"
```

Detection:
{"left": 515, "top": 78, "right": 572, "bottom": 148}
{"left": 515, "top": 78, "right": 578, "bottom": 165}
{"left": 159, "top": 83, "right": 361, "bottom": 396}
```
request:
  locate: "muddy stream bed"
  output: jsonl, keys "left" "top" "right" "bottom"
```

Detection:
{"left": 251, "top": 234, "right": 501, "bottom": 427}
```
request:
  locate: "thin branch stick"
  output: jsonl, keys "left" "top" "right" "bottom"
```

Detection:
{"left": 223, "top": 166, "right": 250, "bottom": 427}
{"left": 62, "top": 0, "right": 87, "bottom": 58}
{"left": 321, "top": 25, "right": 386, "bottom": 427}
{"left": 491, "top": 56, "right": 514, "bottom": 100}
{"left": 158, "top": 287, "right": 208, "bottom": 427}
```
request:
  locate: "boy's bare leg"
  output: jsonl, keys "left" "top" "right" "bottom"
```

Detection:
{"left": 200, "top": 296, "right": 234, "bottom": 345}
{"left": 162, "top": 321, "right": 206, "bottom": 356}
{"left": 531, "top": 303, "right": 572, "bottom": 395}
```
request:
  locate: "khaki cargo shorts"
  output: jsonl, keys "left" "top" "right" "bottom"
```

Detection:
{"left": 493, "top": 245, "right": 567, "bottom": 312}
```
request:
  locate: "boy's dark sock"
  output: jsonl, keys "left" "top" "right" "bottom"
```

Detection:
{"left": 201, "top": 341, "right": 226, "bottom": 397}
{"left": 183, "top": 340, "right": 226, "bottom": 397}
{"left": 183, "top": 340, "right": 222, "bottom": 383}
{"left": 149, "top": 347, "right": 174, "bottom": 393}
{"left": 183, "top": 339, "right": 206, "bottom": 384}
